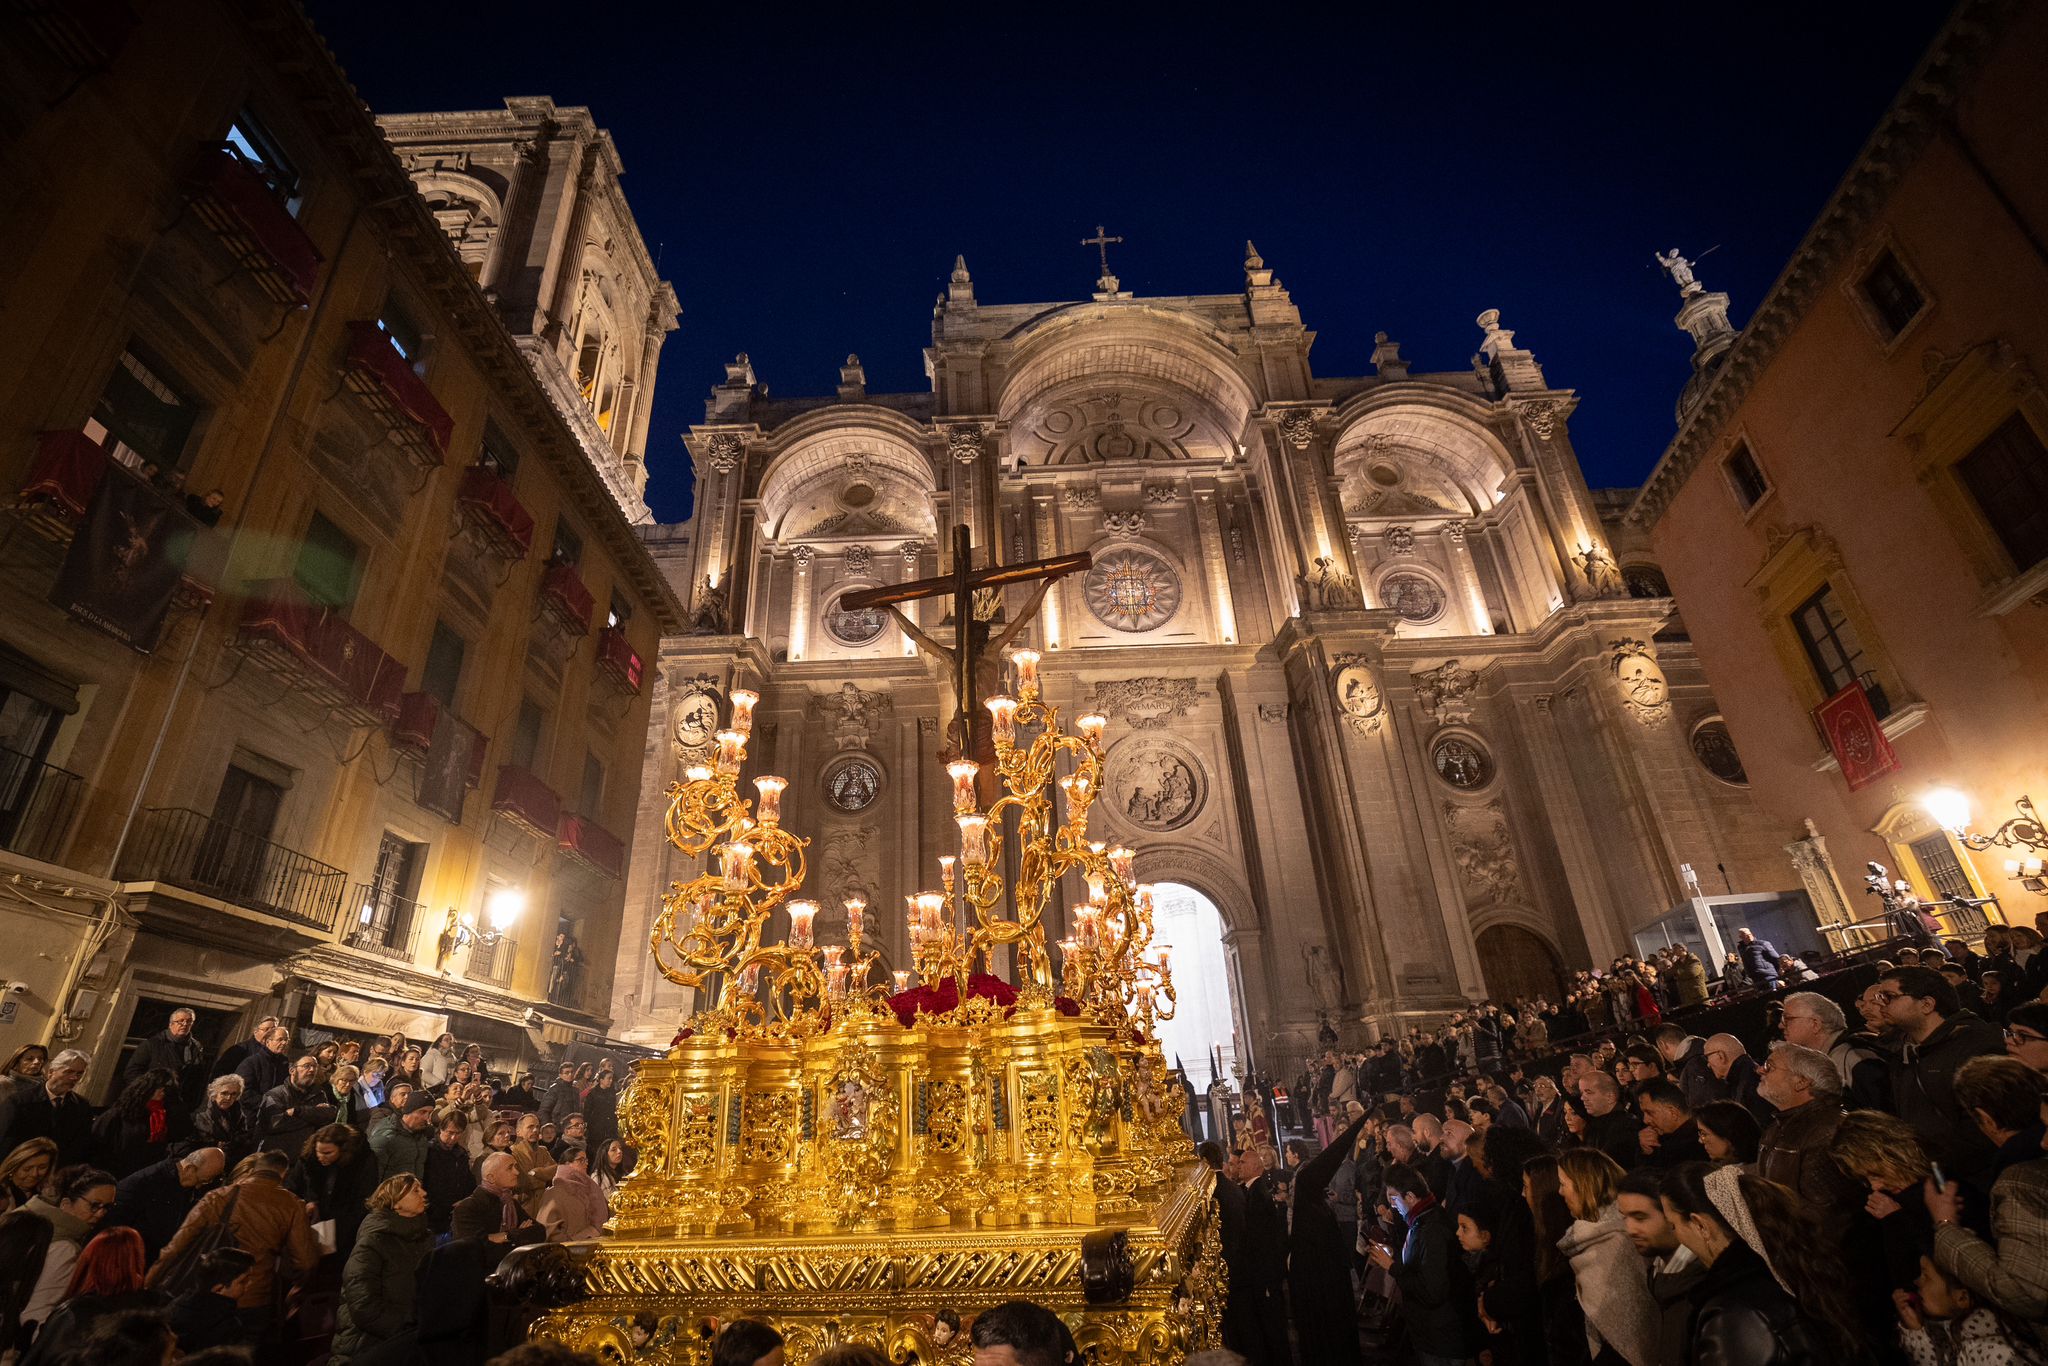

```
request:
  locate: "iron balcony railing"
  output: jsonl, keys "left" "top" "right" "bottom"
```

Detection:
{"left": 0, "top": 746, "right": 85, "bottom": 865}
{"left": 119, "top": 807, "right": 347, "bottom": 932}
{"left": 346, "top": 881, "right": 422, "bottom": 959}
{"left": 466, "top": 934, "right": 517, "bottom": 987}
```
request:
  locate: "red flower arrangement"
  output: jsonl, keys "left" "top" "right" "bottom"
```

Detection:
{"left": 885, "top": 972, "right": 1080, "bottom": 1027}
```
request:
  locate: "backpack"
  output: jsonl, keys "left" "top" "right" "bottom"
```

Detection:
{"left": 150, "top": 1186, "right": 244, "bottom": 1294}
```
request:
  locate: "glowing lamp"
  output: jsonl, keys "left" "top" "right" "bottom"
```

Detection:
{"left": 753, "top": 775, "right": 788, "bottom": 825}
{"left": 786, "top": 899, "right": 818, "bottom": 950}
{"left": 729, "top": 689, "right": 759, "bottom": 736}
{"left": 1923, "top": 788, "right": 1972, "bottom": 834}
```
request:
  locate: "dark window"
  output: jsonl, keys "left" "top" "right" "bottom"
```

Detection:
{"left": 1722, "top": 441, "right": 1770, "bottom": 511}
{"left": 87, "top": 345, "right": 200, "bottom": 472}
{"left": 580, "top": 752, "right": 605, "bottom": 815}
{"left": 421, "top": 621, "right": 465, "bottom": 708}
{"left": 551, "top": 519, "right": 583, "bottom": 569}
{"left": 293, "top": 512, "right": 360, "bottom": 610}
{"left": 1910, "top": 832, "right": 1973, "bottom": 902}
{"left": 359, "top": 830, "right": 426, "bottom": 950}
{"left": 478, "top": 423, "right": 520, "bottom": 478}
{"left": 1623, "top": 565, "right": 1671, "bottom": 599}
{"left": 377, "top": 299, "right": 423, "bottom": 363}
{"left": 1955, "top": 413, "right": 2048, "bottom": 573}
{"left": 606, "top": 592, "right": 630, "bottom": 631}
{"left": 1791, "top": 584, "right": 1888, "bottom": 716}
{"left": 509, "top": 698, "right": 545, "bottom": 771}
{"left": 1859, "top": 250, "right": 1926, "bottom": 339}
{"left": 224, "top": 108, "right": 301, "bottom": 214}
{"left": 210, "top": 762, "right": 285, "bottom": 841}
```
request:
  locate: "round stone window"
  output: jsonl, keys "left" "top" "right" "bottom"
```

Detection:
{"left": 1084, "top": 548, "right": 1182, "bottom": 633}
{"left": 1379, "top": 571, "right": 1447, "bottom": 624}
{"left": 822, "top": 592, "right": 887, "bottom": 647}
{"left": 1690, "top": 719, "right": 1748, "bottom": 786}
{"left": 1432, "top": 735, "right": 1493, "bottom": 790}
{"left": 823, "top": 756, "right": 883, "bottom": 813}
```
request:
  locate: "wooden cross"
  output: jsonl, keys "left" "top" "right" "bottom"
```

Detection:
{"left": 1081, "top": 224, "right": 1123, "bottom": 289}
{"left": 841, "top": 524, "right": 1091, "bottom": 757}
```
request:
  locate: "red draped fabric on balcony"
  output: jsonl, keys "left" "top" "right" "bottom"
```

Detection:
{"left": 595, "top": 626, "right": 643, "bottom": 693}
{"left": 188, "top": 146, "right": 324, "bottom": 305}
{"left": 558, "top": 813, "right": 624, "bottom": 880}
{"left": 456, "top": 465, "right": 535, "bottom": 559}
{"left": 393, "top": 691, "right": 487, "bottom": 788}
{"left": 238, "top": 580, "right": 405, "bottom": 725}
{"left": 343, "top": 321, "right": 455, "bottom": 458}
{"left": 19, "top": 431, "right": 110, "bottom": 520}
{"left": 538, "top": 562, "right": 595, "bottom": 635}
{"left": 492, "top": 764, "right": 561, "bottom": 840}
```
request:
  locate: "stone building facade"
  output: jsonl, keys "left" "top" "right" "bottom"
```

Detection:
{"left": 612, "top": 248, "right": 1789, "bottom": 1058}
{"left": 378, "top": 99, "right": 679, "bottom": 525}
{"left": 0, "top": 3, "right": 678, "bottom": 1091}
{"left": 1632, "top": 0, "right": 2048, "bottom": 925}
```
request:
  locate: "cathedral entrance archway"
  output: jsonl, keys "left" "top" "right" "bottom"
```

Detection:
{"left": 1146, "top": 882, "right": 1240, "bottom": 1090}
{"left": 1474, "top": 923, "right": 1565, "bottom": 1003}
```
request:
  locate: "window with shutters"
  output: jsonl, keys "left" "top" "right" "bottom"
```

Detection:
{"left": 1955, "top": 413, "right": 2048, "bottom": 574}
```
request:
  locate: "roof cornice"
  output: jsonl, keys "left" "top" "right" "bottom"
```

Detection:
{"left": 1627, "top": 0, "right": 2016, "bottom": 530}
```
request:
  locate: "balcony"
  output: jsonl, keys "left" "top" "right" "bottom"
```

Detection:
{"left": 465, "top": 934, "right": 517, "bottom": 987}
{"left": 186, "top": 145, "right": 323, "bottom": 308}
{"left": 16, "top": 431, "right": 109, "bottom": 544}
{"left": 341, "top": 322, "right": 453, "bottom": 472}
{"left": 236, "top": 580, "right": 404, "bottom": 727}
{"left": 537, "top": 561, "right": 594, "bottom": 637}
{"left": 455, "top": 465, "right": 535, "bottom": 562}
{"left": 345, "top": 882, "right": 422, "bottom": 960}
{"left": 491, "top": 763, "right": 561, "bottom": 842}
{"left": 557, "top": 811, "right": 624, "bottom": 880}
{"left": 594, "top": 625, "right": 643, "bottom": 695}
{"left": 390, "top": 692, "right": 487, "bottom": 790}
{"left": 118, "top": 807, "right": 346, "bottom": 932}
{"left": 0, "top": 747, "right": 86, "bottom": 865}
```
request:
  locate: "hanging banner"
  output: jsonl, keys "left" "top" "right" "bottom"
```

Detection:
{"left": 311, "top": 991, "right": 447, "bottom": 1041}
{"left": 50, "top": 463, "right": 199, "bottom": 653}
{"left": 418, "top": 702, "right": 481, "bottom": 824}
{"left": 1814, "top": 679, "right": 1901, "bottom": 792}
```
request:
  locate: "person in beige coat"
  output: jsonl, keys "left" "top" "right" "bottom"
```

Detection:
{"left": 536, "top": 1145, "right": 609, "bottom": 1242}
{"left": 1555, "top": 1149, "right": 1659, "bottom": 1366}
{"left": 507, "top": 1112, "right": 557, "bottom": 1218}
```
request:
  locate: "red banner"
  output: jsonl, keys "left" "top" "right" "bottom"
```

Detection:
{"left": 51, "top": 463, "right": 199, "bottom": 652}
{"left": 1815, "top": 680, "right": 1900, "bottom": 791}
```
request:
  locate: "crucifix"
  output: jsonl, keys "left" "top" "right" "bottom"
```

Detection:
{"left": 1081, "top": 223, "right": 1124, "bottom": 293}
{"left": 841, "top": 524, "right": 1091, "bottom": 761}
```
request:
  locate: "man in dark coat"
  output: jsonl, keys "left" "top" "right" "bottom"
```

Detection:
{"left": 1228, "top": 1147, "right": 1293, "bottom": 1366}
{"left": 449, "top": 1152, "right": 544, "bottom": 1271}
{"left": 1734, "top": 928, "right": 1782, "bottom": 992}
{"left": 208, "top": 1015, "right": 277, "bottom": 1084}
{"left": 2, "top": 1048, "right": 97, "bottom": 1165}
{"left": 234, "top": 1026, "right": 290, "bottom": 1117}
{"left": 1200, "top": 1142, "right": 1264, "bottom": 1364}
{"left": 1651, "top": 1025, "right": 1719, "bottom": 1110}
{"left": 1879, "top": 965, "right": 2006, "bottom": 1186}
{"left": 1289, "top": 1110, "right": 1368, "bottom": 1366}
{"left": 125, "top": 1008, "right": 210, "bottom": 1105}
{"left": 535, "top": 1062, "right": 582, "bottom": 1128}
{"left": 1634, "top": 1080, "right": 1708, "bottom": 1170}
{"left": 1754, "top": 1043, "right": 1862, "bottom": 1241}
{"left": 1575, "top": 1072, "right": 1642, "bottom": 1170}
{"left": 1371, "top": 1160, "right": 1480, "bottom": 1366}
{"left": 109, "top": 1145, "right": 225, "bottom": 1259}
{"left": 257, "top": 1055, "right": 336, "bottom": 1155}
{"left": 424, "top": 1114, "right": 479, "bottom": 1234}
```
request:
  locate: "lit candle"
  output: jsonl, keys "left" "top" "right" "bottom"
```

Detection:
{"left": 938, "top": 855, "right": 957, "bottom": 892}
{"left": 1010, "top": 648, "right": 1041, "bottom": 699}
{"left": 713, "top": 729, "right": 746, "bottom": 776}
{"left": 958, "top": 813, "right": 990, "bottom": 865}
{"left": 786, "top": 899, "right": 817, "bottom": 950}
{"left": 685, "top": 764, "right": 714, "bottom": 784}
{"left": 1136, "top": 983, "right": 1155, "bottom": 1016}
{"left": 1109, "top": 846, "right": 1136, "bottom": 882}
{"left": 720, "top": 841, "right": 755, "bottom": 890}
{"left": 1086, "top": 875, "right": 1107, "bottom": 909}
{"left": 827, "top": 962, "right": 850, "bottom": 998}
{"left": 1075, "top": 712, "right": 1107, "bottom": 744}
{"left": 844, "top": 895, "right": 866, "bottom": 943}
{"left": 893, "top": 969, "right": 912, "bottom": 993}
{"left": 753, "top": 775, "right": 787, "bottom": 825}
{"left": 1156, "top": 946, "right": 1172, "bottom": 975}
{"left": 1135, "top": 883, "right": 1156, "bottom": 917}
{"left": 987, "top": 695, "right": 1019, "bottom": 748}
{"left": 916, "top": 892, "right": 946, "bottom": 936}
{"left": 947, "top": 759, "right": 980, "bottom": 814}
{"left": 729, "top": 689, "right": 759, "bottom": 736}
{"left": 821, "top": 944, "right": 845, "bottom": 970}
{"left": 2010, "top": 860, "right": 2025, "bottom": 877}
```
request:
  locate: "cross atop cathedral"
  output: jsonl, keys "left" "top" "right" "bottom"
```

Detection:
{"left": 1081, "top": 224, "right": 1124, "bottom": 295}
{"left": 841, "top": 525, "right": 1091, "bottom": 760}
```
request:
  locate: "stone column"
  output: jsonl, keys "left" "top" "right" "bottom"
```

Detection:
{"left": 1519, "top": 692, "right": 1627, "bottom": 964}
{"left": 1192, "top": 479, "right": 1237, "bottom": 644}
{"left": 1030, "top": 492, "right": 1066, "bottom": 650}
{"left": 1786, "top": 818, "right": 1863, "bottom": 945}
{"left": 788, "top": 545, "right": 815, "bottom": 661}
{"left": 1442, "top": 522, "right": 1493, "bottom": 636}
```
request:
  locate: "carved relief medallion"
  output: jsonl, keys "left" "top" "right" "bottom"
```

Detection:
{"left": 1431, "top": 735, "right": 1494, "bottom": 790}
{"left": 821, "top": 592, "right": 887, "bottom": 647}
{"left": 1690, "top": 718, "right": 1748, "bottom": 785}
{"left": 1610, "top": 638, "right": 1671, "bottom": 726}
{"left": 1414, "top": 659, "right": 1479, "bottom": 727}
{"left": 1378, "top": 571, "right": 1446, "bottom": 624}
{"left": 1083, "top": 548, "right": 1182, "bottom": 632}
{"left": 1106, "top": 735, "right": 1204, "bottom": 831}
{"left": 823, "top": 755, "right": 883, "bottom": 813}
{"left": 1331, "top": 655, "right": 1384, "bottom": 737}
{"left": 704, "top": 432, "right": 743, "bottom": 474}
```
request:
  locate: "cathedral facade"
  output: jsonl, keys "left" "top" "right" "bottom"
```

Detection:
{"left": 610, "top": 247, "right": 1792, "bottom": 1062}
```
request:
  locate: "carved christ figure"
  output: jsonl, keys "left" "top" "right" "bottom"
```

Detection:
{"left": 882, "top": 578, "right": 1055, "bottom": 760}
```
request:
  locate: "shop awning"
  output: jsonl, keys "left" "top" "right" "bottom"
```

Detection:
{"left": 311, "top": 989, "right": 447, "bottom": 1041}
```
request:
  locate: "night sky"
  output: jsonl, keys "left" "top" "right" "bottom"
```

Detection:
{"left": 306, "top": 2, "right": 1950, "bottom": 526}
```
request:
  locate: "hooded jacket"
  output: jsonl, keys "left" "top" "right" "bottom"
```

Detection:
{"left": 537, "top": 1161, "right": 609, "bottom": 1242}
{"left": 331, "top": 1207, "right": 431, "bottom": 1364}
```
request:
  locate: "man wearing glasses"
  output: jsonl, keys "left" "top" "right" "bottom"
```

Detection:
{"left": 1778, "top": 990, "right": 1887, "bottom": 1109}
{"left": 2002, "top": 1003, "right": 2048, "bottom": 1077}
{"left": 1876, "top": 965, "right": 2005, "bottom": 1187}
{"left": 19, "top": 1164, "right": 118, "bottom": 1332}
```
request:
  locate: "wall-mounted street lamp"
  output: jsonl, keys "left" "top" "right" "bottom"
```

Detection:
{"left": 1924, "top": 789, "right": 2048, "bottom": 896}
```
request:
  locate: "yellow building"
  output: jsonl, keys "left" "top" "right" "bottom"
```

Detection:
{"left": 0, "top": 2, "right": 681, "bottom": 1092}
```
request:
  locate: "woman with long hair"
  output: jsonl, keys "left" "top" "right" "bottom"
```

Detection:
{"left": 1523, "top": 1154, "right": 1592, "bottom": 1366}
{"left": 0, "top": 1137, "right": 56, "bottom": 1213}
{"left": 1659, "top": 1162, "right": 1865, "bottom": 1365}
{"left": 288, "top": 1122, "right": 380, "bottom": 1259}
{"left": 1693, "top": 1102, "right": 1762, "bottom": 1166}
{"left": 0, "top": 1208, "right": 54, "bottom": 1357}
{"left": 90, "top": 1070, "right": 183, "bottom": 1176}
{"left": 1555, "top": 1149, "right": 1657, "bottom": 1366}
{"left": 19, "top": 1226, "right": 163, "bottom": 1366}
{"left": 591, "top": 1139, "right": 635, "bottom": 1201}
{"left": 0, "top": 1044, "right": 46, "bottom": 1098}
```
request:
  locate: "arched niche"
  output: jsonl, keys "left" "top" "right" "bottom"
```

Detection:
{"left": 756, "top": 416, "right": 938, "bottom": 546}
{"left": 1472, "top": 919, "right": 1565, "bottom": 1002}
{"left": 1330, "top": 389, "right": 1522, "bottom": 517}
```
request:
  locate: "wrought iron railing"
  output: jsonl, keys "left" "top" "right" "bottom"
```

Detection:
{"left": 345, "top": 881, "right": 421, "bottom": 958}
{"left": 0, "top": 746, "right": 85, "bottom": 865}
{"left": 466, "top": 934, "right": 517, "bottom": 986}
{"left": 119, "top": 807, "right": 346, "bottom": 931}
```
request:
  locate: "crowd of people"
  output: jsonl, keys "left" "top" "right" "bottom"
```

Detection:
{"left": 0, "top": 1013, "right": 635, "bottom": 1366}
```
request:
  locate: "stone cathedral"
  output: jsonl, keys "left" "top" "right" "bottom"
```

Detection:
{"left": 610, "top": 245, "right": 1791, "bottom": 1068}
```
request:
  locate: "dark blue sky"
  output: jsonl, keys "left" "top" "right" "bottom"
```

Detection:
{"left": 308, "top": 1, "right": 1949, "bottom": 525}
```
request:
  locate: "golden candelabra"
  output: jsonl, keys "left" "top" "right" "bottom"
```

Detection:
{"left": 533, "top": 655, "right": 1220, "bottom": 1366}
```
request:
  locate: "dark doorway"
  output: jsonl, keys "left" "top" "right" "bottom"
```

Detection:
{"left": 200, "top": 762, "right": 286, "bottom": 902}
{"left": 112, "top": 996, "right": 242, "bottom": 1102}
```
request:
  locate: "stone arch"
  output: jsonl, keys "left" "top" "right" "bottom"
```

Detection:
{"left": 1330, "top": 388, "right": 1523, "bottom": 516}
{"left": 413, "top": 169, "right": 504, "bottom": 278}
{"left": 756, "top": 414, "right": 938, "bottom": 544}
{"left": 1471, "top": 919, "right": 1566, "bottom": 1003}
{"left": 1130, "top": 843, "right": 1261, "bottom": 937}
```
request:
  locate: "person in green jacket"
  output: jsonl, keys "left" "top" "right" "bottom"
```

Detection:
{"left": 330, "top": 1173, "right": 430, "bottom": 1365}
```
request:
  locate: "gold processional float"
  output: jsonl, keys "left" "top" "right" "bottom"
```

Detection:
{"left": 535, "top": 648, "right": 1223, "bottom": 1364}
